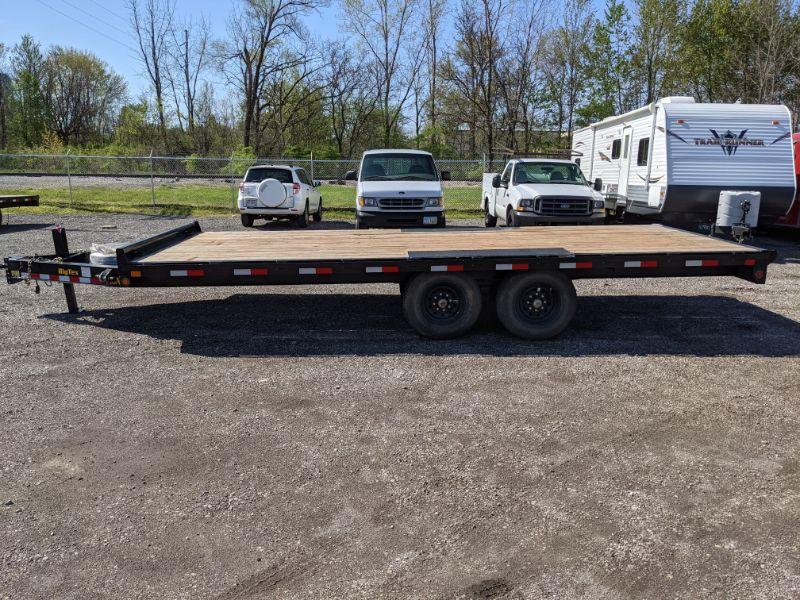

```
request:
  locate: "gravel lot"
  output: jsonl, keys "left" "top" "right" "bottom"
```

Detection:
{"left": 2, "top": 213, "right": 799, "bottom": 599}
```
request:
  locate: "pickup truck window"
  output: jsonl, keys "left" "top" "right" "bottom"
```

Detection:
{"left": 361, "top": 154, "right": 438, "bottom": 181}
{"left": 513, "top": 162, "right": 587, "bottom": 185}
{"left": 500, "top": 163, "right": 512, "bottom": 183}
{"left": 245, "top": 168, "right": 293, "bottom": 183}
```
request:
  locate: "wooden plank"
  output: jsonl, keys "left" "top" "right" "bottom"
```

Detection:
{"left": 135, "top": 224, "right": 757, "bottom": 264}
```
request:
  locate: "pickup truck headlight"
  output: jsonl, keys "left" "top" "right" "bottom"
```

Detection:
{"left": 426, "top": 196, "right": 444, "bottom": 207}
{"left": 357, "top": 196, "right": 377, "bottom": 207}
{"left": 593, "top": 199, "right": 605, "bottom": 210}
{"left": 518, "top": 199, "right": 534, "bottom": 210}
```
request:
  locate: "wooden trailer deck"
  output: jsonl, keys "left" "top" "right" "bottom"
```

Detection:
{"left": 135, "top": 224, "right": 758, "bottom": 263}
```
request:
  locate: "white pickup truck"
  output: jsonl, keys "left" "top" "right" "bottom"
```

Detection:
{"left": 482, "top": 158, "right": 605, "bottom": 227}
{"left": 345, "top": 149, "right": 449, "bottom": 229}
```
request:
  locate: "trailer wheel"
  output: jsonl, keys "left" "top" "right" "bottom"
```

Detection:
{"left": 496, "top": 272, "right": 577, "bottom": 340}
{"left": 402, "top": 273, "right": 482, "bottom": 339}
{"left": 241, "top": 214, "right": 254, "bottom": 228}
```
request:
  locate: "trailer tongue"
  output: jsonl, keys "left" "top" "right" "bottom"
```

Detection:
{"left": 3, "top": 222, "right": 776, "bottom": 340}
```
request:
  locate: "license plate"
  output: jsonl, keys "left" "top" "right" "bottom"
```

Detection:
{"left": 423, "top": 216, "right": 438, "bottom": 225}
{"left": 245, "top": 199, "right": 257, "bottom": 208}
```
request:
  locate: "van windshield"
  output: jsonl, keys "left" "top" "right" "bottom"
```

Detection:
{"left": 361, "top": 154, "right": 438, "bottom": 181}
{"left": 245, "top": 168, "right": 293, "bottom": 183}
{"left": 514, "top": 162, "right": 587, "bottom": 185}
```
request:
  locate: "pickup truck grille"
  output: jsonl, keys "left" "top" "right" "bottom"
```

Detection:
{"left": 534, "top": 196, "right": 591, "bottom": 216}
{"left": 378, "top": 198, "right": 426, "bottom": 209}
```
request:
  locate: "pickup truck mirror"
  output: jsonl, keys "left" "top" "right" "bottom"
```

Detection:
{"left": 344, "top": 170, "right": 357, "bottom": 181}
{"left": 492, "top": 174, "right": 501, "bottom": 189}
{"left": 440, "top": 170, "right": 451, "bottom": 181}
{"left": 593, "top": 177, "right": 603, "bottom": 192}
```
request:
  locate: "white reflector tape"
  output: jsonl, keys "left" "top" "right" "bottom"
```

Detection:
{"left": 79, "top": 277, "right": 92, "bottom": 284}
{"left": 685, "top": 260, "right": 702, "bottom": 267}
{"left": 299, "top": 268, "right": 316, "bottom": 275}
{"left": 81, "top": 266, "right": 91, "bottom": 278}
{"left": 59, "top": 275, "right": 72, "bottom": 282}
{"left": 170, "top": 270, "right": 188, "bottom": 277}
{"left": 430, "top": 265, "right": 448, "bottom": 272}
{"left": 366, "top": 266, "right": 383, "bottom": 273}
{"left": 234, "top": 269, "right": 251, "bottom": 276}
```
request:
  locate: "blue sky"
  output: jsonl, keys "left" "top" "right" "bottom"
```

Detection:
{"left": 0, "top": 0, "right": 342, "bottom": 96}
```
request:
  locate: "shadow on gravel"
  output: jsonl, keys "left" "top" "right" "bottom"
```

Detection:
{"left": 46, "top": 293, "right": 800, "bottom": 358}
{"left": 0, "top": 222, "right": 54, "bottom": 234}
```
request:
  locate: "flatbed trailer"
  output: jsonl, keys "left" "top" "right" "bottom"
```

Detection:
{"left": 0, "top": 195, "right": 39, "bottom": 225}
{"left": 3, "top": 222, "right": 777, "bottom": 339}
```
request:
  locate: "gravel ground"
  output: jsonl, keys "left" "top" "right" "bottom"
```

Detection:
{"left": 2, "top": 213, "right": 800, "bottom": 599}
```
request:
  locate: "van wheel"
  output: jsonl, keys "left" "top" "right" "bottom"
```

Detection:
{"left": 313, "top": 198, "right": 322, "bottom": 222}
{"left": 402, "top": 273, "right": 482, "bottom": 339}
{"left": 241, "top": 214, "right": 254, "bottom": 228}
{"left": 295, "top": 202, "right": 309, "bottom": 228}
{"left": 496, "top": 272, "right": 577, "bottom": 340}
{"left": 484, "top": 202, "right": 497, "bottom": 227}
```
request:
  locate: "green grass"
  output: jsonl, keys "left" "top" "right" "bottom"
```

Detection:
{"left": 2, "top": 184, "right": 483, "bottom": 220}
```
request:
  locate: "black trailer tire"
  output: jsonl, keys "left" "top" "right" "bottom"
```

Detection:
{"left": 313, "top": 198, "right": 323, "bottom": 222}
{"left": 241, "top": 214, "right": 254, "bottom": 228}
{"left": 496, "top": 271, "right": 577, "bottom": 340}
{"left": 484, "top": 202, "right": 497, "bottom": 227}
{"left": 402, "top": 273, "right": 482, "bottom": 339}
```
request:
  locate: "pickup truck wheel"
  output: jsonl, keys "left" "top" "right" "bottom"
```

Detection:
{"left": 295, "top": 202, "right": 310, "bottom": 228}
{"left": 355, "top": 217, "right": 367, "bottom": 230}
{"left": 313, "top": 198, "right": 323, "bottom": 222}
{"left": 402, "top": 273, "right": 482, "bottom": 339}
{"left": 241, "top": 214, "right": 254, "bottom": 228}
{"left": 506, "top": 207, "right": 520, "bottom": 228}
{"left": 496, "top": 272, "right": 577, "bottom": 340}
{"left": 484, "top": 203, "right": 497, "bottom": 227}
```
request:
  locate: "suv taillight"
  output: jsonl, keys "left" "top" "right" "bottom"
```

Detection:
{"left": 293, "top": 182, "right": 301, "bottom": 195}
{"left": 239, "top": 182, "right": 245, "bottom": 191}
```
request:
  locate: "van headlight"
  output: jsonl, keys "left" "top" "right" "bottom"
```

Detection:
{"left": 426, "top": 196, "right": 444, "bottom": 207}
{"left": 357, "top": 196, "right": 377, "bottom": 207}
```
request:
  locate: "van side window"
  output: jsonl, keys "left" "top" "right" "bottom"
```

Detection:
{"left": 637, "top": 139, "right": 650, "bottom": 166}
{"left": 611, "top": 139, "right": 621, "bottom": 160}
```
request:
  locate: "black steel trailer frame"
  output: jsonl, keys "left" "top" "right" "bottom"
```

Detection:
{"left": 3, "top": 222, "right": 777, "bottom": 339}
{"left": 0, "top": 195, "right": 39, "bottom": 225}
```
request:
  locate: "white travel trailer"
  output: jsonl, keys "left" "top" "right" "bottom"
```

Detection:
{"left": 571, "top": 97, "right": 796, "bottom": 225}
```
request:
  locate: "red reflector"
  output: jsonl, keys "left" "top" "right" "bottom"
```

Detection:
{"left": 252, "top": 268, "right": 269, "bottom": 276}
{"left": 91, "top": 277, "right": 102, "bottom": 285}
{"left": 383, "top": 266, "right": 399, "bottom": 273}
{"left": 317, "top": 267, "right": 333, "bottom": 275}
{"left": 70, "top": 276, "right": 80, "bottom": 283}
{"left": 745, "top": 259, "right": 756, "bottom": 266}
{"left": 576, "top": 262, "right": 593, "bottom": 269}
{"left": 702, "top": 260, "right": 719, "bottom": 267}
{"left": 641, "top": 260, "right": 658, "bottom": 268}
{"left": 187, "top": 269, "right": 204, "bottom": 277}
{"left": 511, "top": 263, "right": 529, "bottom": 271}
{"left": 447, "top": 265, "right": 464, "bottom": 272}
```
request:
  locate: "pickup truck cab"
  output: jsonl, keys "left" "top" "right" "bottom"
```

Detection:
{"left": 482, "top": 159, "right": 605, "bottom": 227}
{"left": 238, "top": 164, "right": 322, "bottom": 228}
{"left": 346, "top": 149, "right": 448, "bottom": 229}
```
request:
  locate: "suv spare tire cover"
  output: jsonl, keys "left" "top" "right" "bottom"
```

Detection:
{"left": 257, "top": 178, "right": 289, "bottom": 208}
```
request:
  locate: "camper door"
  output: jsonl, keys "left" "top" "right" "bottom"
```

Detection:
{"left": 618, "top": 125, "right": 633, "bottom": 199}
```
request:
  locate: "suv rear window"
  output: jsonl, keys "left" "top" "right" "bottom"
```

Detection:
{"left": 245, "top": 168, "right": 293, "bottom": 183}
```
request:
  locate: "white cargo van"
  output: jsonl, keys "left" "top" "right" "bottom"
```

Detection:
{"left": 571, "top": 97, "right": 796, "bottom": 226}
{"left": 345, "top": 149, "right": 448, "bottom": 229}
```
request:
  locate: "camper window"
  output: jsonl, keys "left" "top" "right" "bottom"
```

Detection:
{"left": 611, "top": 139, "right": 621, "bottom": 160}
{"left": 637, "top": 139, "right": 649, "bottom": 166}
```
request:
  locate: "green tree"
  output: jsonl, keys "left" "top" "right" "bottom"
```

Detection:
{"left": 8, "top": 35, "right": 48, "bottom": 147}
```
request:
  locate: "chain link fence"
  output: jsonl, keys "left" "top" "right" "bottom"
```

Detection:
{"left": 0, "top": 153, "right": 490, "bottom": 216}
